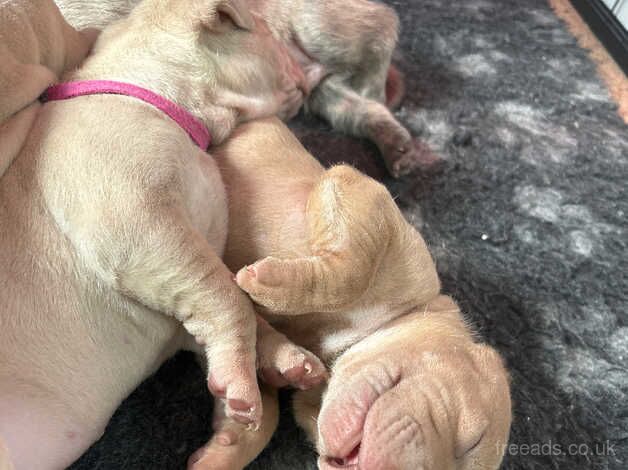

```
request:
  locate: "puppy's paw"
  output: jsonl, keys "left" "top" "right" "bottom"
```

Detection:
{"left": 259, "top": 342, "right": 327, "bottom": 390}
{"left": 384, "top": 137, "right": 442, "bottom": 178}
{"left": 259, "top": 348, "right": 327, "bottom": 390}
{"left": 188, "top": 430, "right": 244, "bottom": 470}
{"left": 204, "top": 342, "right": 262, "bottom": 428}
{"left": 372, "top": 116, "right": 442, "bottom": 179}
{"left": 276, "top": 87, "right": 304, "bottom": 121}
{"left": 189, "top": 389, "right": 279, "bottom": 470}
{"left": 236, "top": 255, "right": 323, "bottom": 313}
{"left": 235, "top": 257, "right": 293, "bottom": 309}
{"left": 206, "top": 373, "right": 262, "bottom": 429}
{"left": 256, "top": 315, "right": 327, "bottom": 389}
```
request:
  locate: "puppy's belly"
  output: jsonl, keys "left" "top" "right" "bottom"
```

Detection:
{"left": 0, "top": 271, "right": 184, "bottom": 470}
{"left": 0, "top": 393, "right": 99, "bottom": 470}
{"left": 0, "top": 192, "right": 192, "bottom": 469}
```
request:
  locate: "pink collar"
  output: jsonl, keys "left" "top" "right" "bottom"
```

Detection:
{"left": 43, "top": 80, "right": 211, "bottom": 150}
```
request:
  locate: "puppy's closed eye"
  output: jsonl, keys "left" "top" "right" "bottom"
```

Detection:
{"left": 217, "top": 11, "right": 236, "bottom": 28}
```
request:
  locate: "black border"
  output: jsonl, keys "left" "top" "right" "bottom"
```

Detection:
{"left": 569, "top": 0, "right": 628, "bottom": 75}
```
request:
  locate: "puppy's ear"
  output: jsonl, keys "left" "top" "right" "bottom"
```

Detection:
{"left": 203, "top": 0, "right": 254, "bottom": 31}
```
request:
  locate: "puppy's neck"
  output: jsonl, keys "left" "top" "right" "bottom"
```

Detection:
{"left": 67, "top": 48, "right": 239, "bottom": 145}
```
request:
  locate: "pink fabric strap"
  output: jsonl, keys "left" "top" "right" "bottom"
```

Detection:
{"left": 43, "top": 80, "right": 211, "bottom": 150}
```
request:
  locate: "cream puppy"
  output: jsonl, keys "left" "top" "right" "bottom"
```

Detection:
{"left": 183, "top": 117, "right": 512, "bottom": 470}
{"left": 56, "top": 0, "right": 428, "bottom": 177}
{"left": 0, "top": 0, "right": 97, "bottom": 176}
{"left": 0, "top": 0, "right": 326, "bottom": 468}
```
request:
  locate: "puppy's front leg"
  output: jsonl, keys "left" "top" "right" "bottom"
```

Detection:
{"left": 256, "top": 316, "right": 328, "bottom": 390}
{"left": 60, "top": 199, "right": 262, "bottom": 425}
{"left": 309, "top": 77, "right": 436, "bottom": 178}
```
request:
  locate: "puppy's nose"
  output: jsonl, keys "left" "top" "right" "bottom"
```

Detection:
{"left": 324, "top": 444, "right": 360, "bottom": 468}
{"left": 324, "top": 457, "right": 357, "bottom": 469}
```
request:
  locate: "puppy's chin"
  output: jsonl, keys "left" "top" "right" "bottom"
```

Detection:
{"left": 316, "top": 353, "right": 402, "bottom": 465}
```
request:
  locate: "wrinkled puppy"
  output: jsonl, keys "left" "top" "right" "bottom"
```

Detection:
{"left": 0, "top": 1, "right": 327, "bottom": 468}
{"left": 56, "top": 0, "right": 426, "bottom": 177}
{"left": 185, "top": 117, "right": 512, "bottom": 470}
{"left": 0, "top": 0, "right": 97, "bottom": 176}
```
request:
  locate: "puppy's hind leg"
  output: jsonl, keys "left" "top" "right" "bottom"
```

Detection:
{"left": 237, "top": 165, "right": 395, "bottom": 313}
{"left": 188, "top": 386, "right": 279, "bottom": 470}
{"left": 59, "top": 190, "right": 262, "bottom": 426}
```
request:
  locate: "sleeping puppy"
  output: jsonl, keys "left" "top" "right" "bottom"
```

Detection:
{"left": 184, "top": 117, "right": 512, "bottom": 470}
{"left": 0, "top": 0, "right": 97, "bottom": 176}
{"left": 0, "top": 1, "right": 326, "bottom": 468}
{"left": 55, "top": 0, "right": 427, "bottom": 177}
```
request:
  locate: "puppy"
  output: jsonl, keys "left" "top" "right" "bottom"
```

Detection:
{"left": 184, "top": 117, "right": 513, "bottom": 470}
{"left": 55, "top": 0, "right": 427, "bottom": 177}
{"left": 0, "top": 1, "right": 326, "bottom": 468}
{"left": 0, "top": 0, "right": 97, "bottom": 176}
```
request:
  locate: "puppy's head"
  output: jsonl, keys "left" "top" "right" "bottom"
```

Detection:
{"left": 91, "top": 0, "right": 304, "bottom": 125}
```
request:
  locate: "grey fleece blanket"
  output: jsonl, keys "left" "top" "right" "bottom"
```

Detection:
{"left": 72, "top": 0, "right": 628, "bottom": 468}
